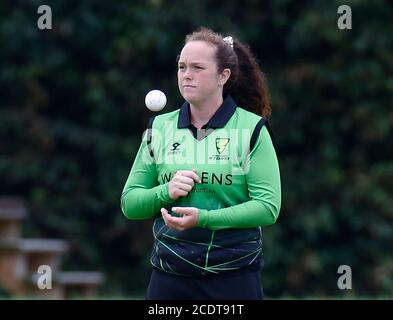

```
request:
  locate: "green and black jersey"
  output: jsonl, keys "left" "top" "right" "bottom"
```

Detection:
{"left": 121, "top": 95, "right": 281, "bottom": 276}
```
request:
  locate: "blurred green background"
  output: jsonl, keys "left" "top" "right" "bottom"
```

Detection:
{"left": 1, "top": 0, "right": 392, "bottom": 298}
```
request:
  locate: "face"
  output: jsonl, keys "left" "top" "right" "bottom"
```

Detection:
{"left": 177, "top": 41, "right": 228, "bottom": 106}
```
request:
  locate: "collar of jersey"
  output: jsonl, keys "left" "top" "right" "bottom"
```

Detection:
{"left": 177, "top": 95, "right": 237, "bottom": 129}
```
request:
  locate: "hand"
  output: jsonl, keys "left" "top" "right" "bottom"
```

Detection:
{"left": 168, "top": 169, "right": 201, "bottom": 200}
{"left": 161, "top": 207, "right": 199, "bottom": 231}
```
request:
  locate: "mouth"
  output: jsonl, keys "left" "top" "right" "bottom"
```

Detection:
{"left": 183, "top": 85, "right": 196, "bottom": 89}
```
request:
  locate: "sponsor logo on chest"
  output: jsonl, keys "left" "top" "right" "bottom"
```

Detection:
{"left": 167, "top": 142, "right": 182, "bottom": 155}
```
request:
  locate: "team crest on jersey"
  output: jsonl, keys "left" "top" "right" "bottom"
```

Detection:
{"left": 209, "top": 138, "right": 230, "bottom": 160}
{"left": 216, "top": 138, "right": 230, "bottom": 154}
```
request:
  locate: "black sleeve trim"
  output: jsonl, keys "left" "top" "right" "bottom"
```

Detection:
{"left": 250, "top": 118, "right": 276, "bottom": 152}
{"left": 146, "top": 116, "right": 156, "bottom": 158}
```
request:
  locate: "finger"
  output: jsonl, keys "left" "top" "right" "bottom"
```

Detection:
{"left": 172, "top": 214, "right": 196, "bottom": 231}
{"left": 161, "top": 208, "right": 171, "bottom": 224}
{"left": 161, "top": 208, "right": 167, "bottom": 220}
{"left": 191, "top": 169, "right": 201, "bottom": 183}
{"left": 176, "top": 182, "right": 192, "bottom": 192}
{"left": 176, "top": 176, "right": 194, "bottom": 187}
{"left": 162, "top": 208, "right": 181, "bottom": 227}
{"left": 175, "top": 189, "right": 189, "bottom": 197}
{"left": 163, "top": 213, "right": 181, "bottom": 230}
{"left": 167, "top": 215, "right": 186, "bottom": 229}
{"left": 172, "top": 207, "right": 193, "bottom": 215}
{"left": 175, "top": 170, "right": 200, "bottom": 183}
{"left": 178, "top": 170, "right": 201, "bottom": 183}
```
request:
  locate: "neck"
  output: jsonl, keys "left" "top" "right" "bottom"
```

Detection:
{"left": 189, "top": 94, "right": 223, "bottom": 129}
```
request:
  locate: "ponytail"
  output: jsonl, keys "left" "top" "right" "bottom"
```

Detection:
{"left": 225, "top": 40, "right": 271, "bottom": 118}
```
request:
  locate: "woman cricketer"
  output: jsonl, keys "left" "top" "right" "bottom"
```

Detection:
{"left": 121, "top": 27, "right": 281, "bottom": 300}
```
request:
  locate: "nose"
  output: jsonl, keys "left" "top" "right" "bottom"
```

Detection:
{"left": 183, "top": 67, "right": 192, "bottom": 80}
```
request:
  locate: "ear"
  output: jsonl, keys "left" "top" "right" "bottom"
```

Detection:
{"left": 219, "top": 68, "right": 231, "bottom": 86}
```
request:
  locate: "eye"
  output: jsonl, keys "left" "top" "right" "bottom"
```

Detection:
{"left": 178, "top": 65, "right": 185, "bottom": 70}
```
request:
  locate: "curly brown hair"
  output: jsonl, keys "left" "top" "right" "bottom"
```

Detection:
{"left": 183, "top": 27, "right": 271, "bottom": 118}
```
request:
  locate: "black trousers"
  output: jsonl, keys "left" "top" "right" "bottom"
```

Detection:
{"left": 146, "top": 268, "right": 264, "bottom": 300}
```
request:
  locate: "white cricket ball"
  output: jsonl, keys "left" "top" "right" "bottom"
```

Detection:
{"left": 145, "top": 90, "right": 167, "bottom": 112}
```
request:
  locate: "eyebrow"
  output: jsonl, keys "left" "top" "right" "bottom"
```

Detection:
{"left": 177, "top": 61, "right": 206, "bottom": 66}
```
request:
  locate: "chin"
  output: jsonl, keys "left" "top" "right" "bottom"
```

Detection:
{"left": 182, "top": 93, "right": 198, "bottom": 105}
